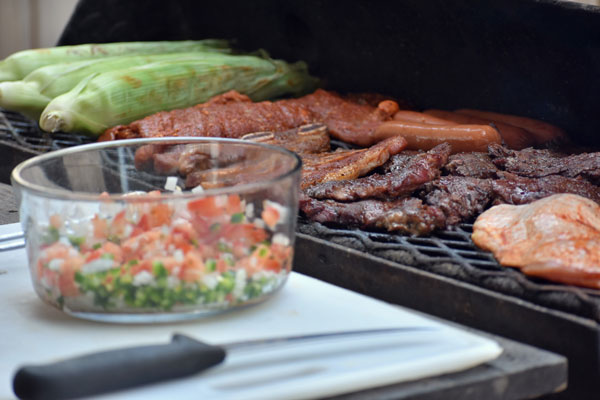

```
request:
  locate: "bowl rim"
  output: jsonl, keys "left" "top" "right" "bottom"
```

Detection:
{"left": 11, "top": 137, "right": 302, "bottom": 201}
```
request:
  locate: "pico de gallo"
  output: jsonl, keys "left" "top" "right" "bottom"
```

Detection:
{"left": 32, "top": 191, "right": 293, "bottom": 313}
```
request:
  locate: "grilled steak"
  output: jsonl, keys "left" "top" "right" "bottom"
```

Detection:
{"left": 305, "top": 143, "right": 450, "bottom": 201}
{"left": 380, "top": 150, "right": 423, "bottom": 173}
{"left": 491, "top": 172, "right": 600, "bottom": 205}
{"left": 300, "top": 136, "right": 407, "bottom": 189}
{"left": 421, "top": 176, "right": 494, "bottom": 226}
{"left": 489, "top": 144, "right": 600, "bottom": 184}
{"left": 299, "top": 194, "right": 446, "bottom": 236}
{"left": 443, "top": 152, "right": 498, "bottom": 178}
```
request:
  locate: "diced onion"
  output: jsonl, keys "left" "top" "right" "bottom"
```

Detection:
{"left": 164, "top": 176, "right": 179, "bottom": 191}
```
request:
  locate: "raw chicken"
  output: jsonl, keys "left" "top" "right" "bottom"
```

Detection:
{"left": 471, "top": 193, "right": 600, "bottom": 289}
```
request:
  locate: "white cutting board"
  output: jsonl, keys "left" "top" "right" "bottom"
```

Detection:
{"left": 0, "top": 223, "right": 501, "bottom": 400}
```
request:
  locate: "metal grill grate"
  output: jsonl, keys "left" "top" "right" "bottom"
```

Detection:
{"left": 0, "top": 108, "right": 93, "bottom": 154}
{"left": 297, "top": 220, "right": 600, "bottom": 322}
{"left": 3, "top": 107, "right": 600, "bottom": 322}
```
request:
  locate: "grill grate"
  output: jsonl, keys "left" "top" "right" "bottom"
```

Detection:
{"left": 0, "top": 108, "right": 93, "bottom": 154}
{"left": 3, "top": 107, "right": 600, "bottom": 322}
{"left": 297, "top": 219, "right": 600, "bottom": 323}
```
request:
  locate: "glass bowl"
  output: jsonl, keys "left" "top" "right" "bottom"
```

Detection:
{"left": 11, "top": 137, "right": 301, "bottom": 323}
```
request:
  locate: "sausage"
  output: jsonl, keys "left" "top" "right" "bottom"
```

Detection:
{"left": 374, "top": 121, "right": 502, "bottom": 153}
{"left": 424, "top": 109, "right": 535, "bottom": 150}
{"left": 455, "top": 108, "right": 566, "bottom": 145}
{"left": 393, "top": 110, "right": 457, "bottom": 125}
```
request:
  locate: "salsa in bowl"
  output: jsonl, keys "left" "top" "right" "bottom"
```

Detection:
{"left": 11, "top": 137, "right": 301, "bottom": 322}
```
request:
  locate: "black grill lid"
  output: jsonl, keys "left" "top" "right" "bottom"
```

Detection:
{"left": 58, "top": 0, "right": 600, "bottom": 147}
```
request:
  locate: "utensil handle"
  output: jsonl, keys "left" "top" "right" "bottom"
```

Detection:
{"left": 12, "top": 334, "right": 226, "bottom": 400}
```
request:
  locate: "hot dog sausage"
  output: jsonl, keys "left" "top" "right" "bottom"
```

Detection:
{"left": 374, "top": 121, "right": 502, "bottom": 153}
{"left": 393, "top": 110, "right": 457, "bottom": 125}
{"left": 455, "top": 109, "right": 566, "bottom": 145}
{"left": 424, "top": 109, "right": 535, "bottom": 150}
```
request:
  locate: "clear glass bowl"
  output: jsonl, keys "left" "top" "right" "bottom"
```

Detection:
{"left": 11, "top": 137, "right": 301, "bottom": 323}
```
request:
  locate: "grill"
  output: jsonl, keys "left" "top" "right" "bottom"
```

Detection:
{"left": 4, "top": 0, "right": 600, "bottom": 397}
{"left": 0, "top": 108, "right": 93, "bottom": 182}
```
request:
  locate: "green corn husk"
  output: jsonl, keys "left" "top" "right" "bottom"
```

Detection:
{"left": 0, "top": 52, "right": 233, "bottom": 120}
{"left": 40, "top": 53, "right": 318, "bottom": 135}
{"left": 0, "top": 40, "right": 231, "bottom": 82}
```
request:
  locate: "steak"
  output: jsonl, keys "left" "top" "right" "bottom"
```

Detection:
{"left": 489, "top": 144, "right": 600, "bottom": 184}
{"left": 299, "top": 194, "right": 446, "bottom": 236}
{"left": 491, "top": 172, "right": 600, "bottom": 205}
{"left": 443, "top": 152, "right": 498, "bottom": 178}
{"left": 421, "top": 176, "right": 494, "bottom": 226}
{"left": 305, "top": 143, "right": 450, "bottom": 201}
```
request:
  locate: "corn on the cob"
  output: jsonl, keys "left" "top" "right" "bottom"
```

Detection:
{"left": 0, "top": 40, "right": 230, "bottom": 82}
{"left": 0, "top": 52, "right": 231, "bottom": 120}
{"left": 40, "top": 54, "right": 318, "bottom": 135}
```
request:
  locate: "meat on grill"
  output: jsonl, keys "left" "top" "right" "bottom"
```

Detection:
{"left": 491, "top": 172, "right": 600, "bottom": 205}
{"left": 299, "top": 193, "right": 446, "bottom": 236}
{"left": 472, "top": 194, "right": 600, "bottom": 289}
{"left": 300, "top": 135, "right": 407, "bottom": 189}
{"left": 101, "top": 90, "right": 313, "bottom": 141}
{"left": 240, "top": 123, "right": 330, "bottom": 154}
{"left": 489, "top": 143, "right": 600, "bottom": 184}
{"left": 100, "top": 89, "right": 399, "bottom": 147}
{"left": 134, "top": 123, "right": 329, "bottom": 177}
{"left": 443, "top": 152, "right": 498, "bottom": 178}
{"left": 305, "top": 143, "right": 450, "bottom": 201}
{"left": 420, "top": 176, "right": 494, "bottom": 226}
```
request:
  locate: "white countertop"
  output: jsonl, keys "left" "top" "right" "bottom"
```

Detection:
{"left": 0, "top": 223, "right": 501, "bottom": 399}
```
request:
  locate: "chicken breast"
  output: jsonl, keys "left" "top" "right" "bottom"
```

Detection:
{"left": 471, "top": 193, "right": 600, "bottom": 289}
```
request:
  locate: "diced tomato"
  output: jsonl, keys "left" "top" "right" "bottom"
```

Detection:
{"left": 216, "top": 258, "right": 228, "bottom": 273}
{"left": 261, "top": 207, "right": 280, "bottom": 229}
{"left": 263, "top": 258, "right": 282, "bottom": 272}
{"left": 136, "top": 214, "right": 150, "bottom": 232}
{"left": 130, "top": 260, "right": 152, "bottom": 276}
{"left": 221, "top": 223, "right": 268, "bottom": 246}
{"left": 187, "top": 194, "right": 243, "bottom": 218}
{"left": 225, "top": 195, "right": 243, "bottom": 214}
{"left": 49, "top": 214, "right": 63, "bottom": 229}
{"left": 187, "top": 197, "right": 223, "bottom": 217}
{"left": 59, "top": 256, "right": 84, "bottom": 296}
{"left": 181, "top": 252, "right": 204, "bottom": 282}
{"left": 109, "top": 210, "right": 127, "bottom": 237}
{"left": 101, "top": 241, "right": 123, "bottom": 264}
{"left": 148, "top": 203, "right": 172, "bottom": 227}
{"left": 121, "top": 229, "right": 162, "bottom": 259}
{"left": 92, "top": 215, "right": 109, "bottom": 239}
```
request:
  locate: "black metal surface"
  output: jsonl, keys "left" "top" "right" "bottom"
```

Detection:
{"left": 0, "top": 108, "right": 93, "bottom": 183}
{"left": 58, "top": 0, "right": 600, "bottom": 147}
{"left": 298, "top": 220, "right": 600, "bottom": 323}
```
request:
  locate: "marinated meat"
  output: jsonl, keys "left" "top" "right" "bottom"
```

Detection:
{"left": 489, "top": 144, "right": 600, "bottom": 184}
{"left": 101, "top": 89, "right": 399, "bottom": 146}
{"left": 472, "top": 194, "right": 600, "bottom": 289}
{"left": 299, "top": 194, "right": 446, "bottom": 236}
{"left": 294, "top": 89, "right": 399, "bottom": 146}
{"left": 305, "top": 143, "right": 450, "bottom": 201}
{"left": 300, "top": 136, "right": 407, "bottom": 189}
{"left": 491, "top": 172, "right": 600, "bottom": 205}
{"left": 101, "top": 90, "right": 314, "bottom": 141}
{"left": 134, "top": 124, "right": 329, "bottom": 176}
{"left": 421, "top": 176, "right": 494, "bottom": 226}
{"left": 185, "top": 153, "right": 289, "bottom": 189}
{"left": 443, "top": 152, "right": 498, "bottom": 178}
